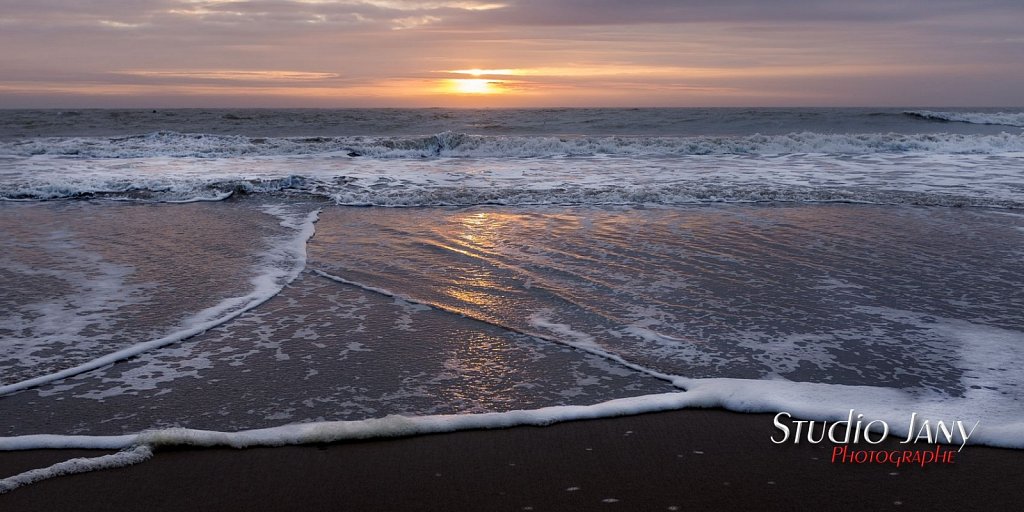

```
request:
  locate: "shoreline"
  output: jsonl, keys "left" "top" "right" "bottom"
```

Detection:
{"left": 2, "top": 408, "right": 1021, "bottom": 511}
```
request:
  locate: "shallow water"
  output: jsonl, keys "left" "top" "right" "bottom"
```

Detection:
{"left": 2, "top": 200, "right": 1021, "bottom": 441}
{"left": 1, "top": 108, "right": 1022, "bottom": 457}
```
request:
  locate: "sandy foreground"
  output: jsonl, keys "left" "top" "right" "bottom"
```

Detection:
{"left": 1, "top": 408, "right": 1021, "bottom": 511}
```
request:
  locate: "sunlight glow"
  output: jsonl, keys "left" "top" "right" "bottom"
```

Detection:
{"left": 450, "top": 69, "right": 519, "bottom": 76}
{"left": 448, "top": 78, "right": 504, "bottom": 94}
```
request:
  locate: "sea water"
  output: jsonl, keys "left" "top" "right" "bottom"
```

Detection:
{"left": 1, "top": 108, "right": 1022, "bottom": 490}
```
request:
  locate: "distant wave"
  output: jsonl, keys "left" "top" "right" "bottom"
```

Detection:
{"left": 2, "top": 175, "right": 1018, "bottom": 209}
{"left": 903, "top": 111, "right": 1024, "bottom": 128}
{"left": 3, "top": 130, "right": 1024, "bottom": 158}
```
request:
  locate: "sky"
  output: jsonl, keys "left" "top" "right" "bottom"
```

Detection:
{"left": 1, "top": 0, "right": 1022, "bottom": 108}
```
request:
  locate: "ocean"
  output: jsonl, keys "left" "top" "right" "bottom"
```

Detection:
{"left": 1, "top": 108, "right": 1023, "bottom": 487}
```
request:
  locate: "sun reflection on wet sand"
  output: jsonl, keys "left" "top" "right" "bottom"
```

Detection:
{"left": 439, "top": 331, "right": 524, "bottom": 410}
{"left": 438, "top": 211, "right": 511, "bottom": 311}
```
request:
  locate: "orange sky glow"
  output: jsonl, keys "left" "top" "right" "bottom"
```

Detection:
{"left": 1, "top": 1, "right": 1021, "bottom": 107}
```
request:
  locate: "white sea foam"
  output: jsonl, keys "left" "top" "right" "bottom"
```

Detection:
{"left": 3, "top": 131, "right": 1024, "bottom": 159}
{"left": 0, "top": 240, "right": 156, "bottom": 383}
{"left": 3, "top": 379, "right": 1022, "bottom": 493}
{"left": 905, "top": 111, "right": 1024, "bottom": 128}
{"left": 2, "top": 151, "right": 1022, "bottom": 207}
{"left": 0, "top": 207, "right": 320, "bottom": 397}
{"left": 3, "top": 385, "right": 1019, "bottom": 452}
{"left": 0, "top": 445, "right": 152, "bottom": 494}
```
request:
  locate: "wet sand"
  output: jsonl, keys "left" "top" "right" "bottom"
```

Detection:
{"left": 2, "top": 408, "right": 1020, "bottom": 511}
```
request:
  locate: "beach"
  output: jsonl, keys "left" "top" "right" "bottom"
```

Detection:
{"left": 3, "top": 409, "right": 1022, "bottom": 511}
{"left": 2, "top": 108, "right": 1022, "bottom": 508}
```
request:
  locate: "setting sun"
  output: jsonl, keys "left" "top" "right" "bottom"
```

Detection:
{"left": 449, "top": 78, "right": 503, "bottom": 94}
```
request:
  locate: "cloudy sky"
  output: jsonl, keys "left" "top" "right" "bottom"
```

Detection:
{"left": 1, "top": 0, "right": 1022, "bottom": 107}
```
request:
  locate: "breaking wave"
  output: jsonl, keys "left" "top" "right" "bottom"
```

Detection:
{"left": 904, "top": 111, "right": 1024, "bottom": 128}
{"left": 4, "top": 130, "right": 1024, "bottom": 158}
{"left": 2, "top": 175, "right": 1019, "bottom": 209}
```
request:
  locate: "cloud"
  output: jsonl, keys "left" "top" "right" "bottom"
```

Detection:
{"left": 1, "top": 0, "right": 1022, "bottom": 106}
{"left": 460, "top": 0, "right": 1024, "bottom": 26}
{"left": 4, "top": 1, "right": 1021, "bottom": 30}
{"left": 442, "top": 63, "right": 964, "bottom": 79}
{"left": 115, "top": 70, "right": 342, "bottom": 82}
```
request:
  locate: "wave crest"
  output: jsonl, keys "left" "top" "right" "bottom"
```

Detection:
{"left": 904, "top": 111, "right": 1024, "bottom": 128}
{"left": 3, "top": 175, "right": 1018, "bottom": 209}
{"left": 4, "top": 130, "right": 1024, "bottom": 158}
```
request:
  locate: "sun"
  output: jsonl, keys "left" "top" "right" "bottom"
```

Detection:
{"left": 449, "top": 78, "right": 503, "bottom": 94}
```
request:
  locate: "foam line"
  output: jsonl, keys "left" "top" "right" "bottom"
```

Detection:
{"left": 2, "top": 385, "right": 1020, "bottom": 453}
{"left": 162, "top": 191, "right": 234, "bottom": 203}
{"left": 309, "top": 268, "right": 684, "bottom": 386}
{"left": 0, "top": 208, "right": 320, "bottom": 397}
{"left": 3, "top": 381, "right": 1021, "bottom": 493}
{"left": 0, "top": 445, "right": 152, "bottom": 494}
{"left": 4, "top": 378, "right": 1023, "bottom": 494}
{"left": 0, "top": 393, "right": 693, "bottom": 495}
{"left": 0, "top": 392, "right": 728, "bottom": 454}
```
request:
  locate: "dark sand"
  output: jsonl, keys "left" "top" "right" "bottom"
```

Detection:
{"left": 1, "top": 409, "right": 1020, "bottom": 511}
